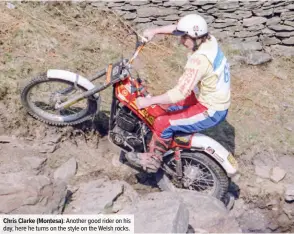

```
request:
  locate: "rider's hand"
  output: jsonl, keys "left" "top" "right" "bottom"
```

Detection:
{"left": 136, "top": 97, "right": 152, "bottom": 109}
{"left": 143, "top": 29, "right": 156, "bottom": 41}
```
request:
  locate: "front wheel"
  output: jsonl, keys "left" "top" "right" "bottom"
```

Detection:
{"left": 21, "top": 74, "right": 99, "bottom": 126}
{"left": 156, "top": 151, "right": 229, "bottom": 200}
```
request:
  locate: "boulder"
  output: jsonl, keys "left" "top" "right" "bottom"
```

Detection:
{"left": 201, "top": 4, "right": 215, "bottom": 10}
{"left": 54, "top": 157, "right": 77, "bottom": 183}
{"left": 214, "top": 18, "right": 237, "bottom": 23}
{"left": 283, "top": 200, "right": 294, "bottom": 218}
{"left": 266, "top": 17, "right": 281, "bottom": 26}
{"left": 130, "top": 191, "right": 241, "bottom": 233}
{"left": 262, "top": 28, "right": 276, "bottom": 35}
{"left": 163, "top": 15, "right": 180, "bottom": 21}
{"left": 284, "top": 20, "right": 294, "bottom": 27}
{"left": 23, "top": 156, "right": 47, "bottom": 171}
{"left": 277, "top": 155, "right": 294, "bottom": 175}
{"left": 275, "top": 31, "right": 294, "bottom": 38}
{"left": 243, "top": 36, "right": 259, "bottom": 42}
{"left": 239, "top": 209, "right": 269, "bottom": 232}
{"left": 235, "top": 31, "right": 261, "bottom": 38}
{"left": 277, "top": 213, "right": 292, "bottom": 229}
{"left": 270, "top": 167, "right": 287, "bottom": 183}
{"left": 129, "top": 1, "right": 149, "bottom": 6}
{"left": 243, "top": 17, "right": 267, "bottom": 27}
{"left": 133, "top": 17, "right": 152, "bottom": 23}
{"left": 282, "top": 37, "right": 294, "bottom": 45}
{"left": 247, "top": 24, "right": 266, "bottom": 31}
{"left": 285, "top": 184, "right": 294, "bottom": 202}
{"left": 227, "top": 25, "right": 244, "bottom": 32}
{"left": 271, "top": 45, "right": 294, "bottom": 57}
{"left": 213, "top": 22, "right": 236, "bottom": 29}
{"left": 274, "top": 6, "right": 289, "bottom": 14}
{"left": 191, "top": 1, "right": 217, "bottom": 6}
{"left": 268, "top": 24, "right": 294, "bottom": 32}
{"left": 255, "top": 165, "right": 271, "bottom": 179}
{"left": 245, "top": 51, "right": 272, "bottom": 65}
{"left": 63, "top": 179, "right": 139, "bottom": 214}
{"left": 286, "top": 4, "right": 294, "bottom": 10}
{"left": 253, "top": 8, "right": 274, "bottom": 17}
{"left": 120, "top": 4, "right": 137, "bottom": 11}
{"left": 153, "top": 20, "right": 172, "bottom": 26}
{"left": 107, "top": 1, "right": 126, "bottom": 7}
{"left": 281, "top": 11, "right": 294, "bottom": 20}
{"left": 262, "top": 36, "right": 281, "bottom": 46}
{"left": 213, "top": 12, "right": 242, "bottom": 20}
{"left": 0, "top": 171, "right": 66, "bottom": 214}
{"left": 137, "top": 7, "right": 177, "bottom": 17}
{"left": 123, "top": 12, "right": 137, "bottom": 20}
{"left": 240, "top": 1, "right": 262, "bottom": 10}
{"left": 217, "top": 1, "right": 239, "bottom": 10}
{"left": 119, "top": 192, "right": 189, "bottom": 233}
{"left": 91, "top": 2, "right": 107, "bottom": 8}
{"left": 180, "top": 5, "right": 197, "bottom": 11}
{"left": 202, "top": 15, "right": 215, "bottom": 24}
{"left": 167, "top": 0, "right": 189, "bottom": 7}
{"left": 236, "top": 10, "right": 253, "bottom": 19}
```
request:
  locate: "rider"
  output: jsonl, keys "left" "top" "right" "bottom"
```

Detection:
{"left": 125, "top": 14, "right": 231, "bottom": 173}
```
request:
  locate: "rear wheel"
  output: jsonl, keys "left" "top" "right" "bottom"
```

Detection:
{"left": 156, "top": 151, "right": 229, "bottom": 200}
{"left": 21, "top": 74, "right": 98, "bottom": 126}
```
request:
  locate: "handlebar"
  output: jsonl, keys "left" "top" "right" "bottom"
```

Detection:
{"left": 126, "top": 31, "right": 148, "bottom": 66}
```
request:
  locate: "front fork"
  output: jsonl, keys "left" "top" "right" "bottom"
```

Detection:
{"left": 174, "top": 147, "right": 183, "bottom": 180}
{"left": 161, "top": 148, "right": 183, "bottom": 186}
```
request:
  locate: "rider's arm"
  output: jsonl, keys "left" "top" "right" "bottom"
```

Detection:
{"left": 143, "top": 25, "right": 177, "bottom": 40}
{"left": 137, "top": 55, "right": 210, "bottom": 108}
{"left": 167, "top": 55, "right": 210, "bottom": 103}
{"left": 151, "top": 24, "right": 177, "bottom": 35}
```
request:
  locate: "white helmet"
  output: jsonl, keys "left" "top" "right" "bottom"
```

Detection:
{"left": 172, "top": 14, "right": 208, "bottom": 38}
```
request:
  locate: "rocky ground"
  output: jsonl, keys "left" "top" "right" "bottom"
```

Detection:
{"left": 0, "top": 2, "right": 294, "bottom": 233}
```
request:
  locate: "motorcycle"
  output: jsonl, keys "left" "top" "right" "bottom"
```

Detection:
{"left": 20, "top": 31, "right": 238, "bottom": 203}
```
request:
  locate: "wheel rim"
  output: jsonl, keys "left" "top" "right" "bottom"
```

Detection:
{"left": 166, "top": 156, "right": 218, "bottom": 195}
{"left": 27, "top": 80, "right": 90, "bottom": 122}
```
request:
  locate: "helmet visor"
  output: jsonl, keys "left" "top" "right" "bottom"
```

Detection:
{"left": 172, "top": 29, "right": 187, "bottom": 36}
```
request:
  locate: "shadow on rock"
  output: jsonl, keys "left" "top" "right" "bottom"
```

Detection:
{"left": 229, "top": 181, "right": 241, "bottom": 199}
{"left": 74, "top": 111, "right": 110, "bottom": 137}
{"left": 202, "top": 119, "right": 236, "bottom": 155}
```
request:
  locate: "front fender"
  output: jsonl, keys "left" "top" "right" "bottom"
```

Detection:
{"left": 47, "top": 69, "right": 99, "bottom": 99}
{"left": 191, "top": 133, "right": 238, "bottom": 177}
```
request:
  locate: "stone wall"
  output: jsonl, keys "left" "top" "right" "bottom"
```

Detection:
{"left": 91, "top": 0, "right": 294, "bottom": 57}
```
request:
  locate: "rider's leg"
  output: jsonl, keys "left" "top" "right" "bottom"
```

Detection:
{"left": 126, "top": 99, "right": 228, "bottom": 173}
{"left": 153, "top": 102, "right": 228, "bottom": 139}
{"left": 125, "top": 133, "right": 172, "bottom": 173}
{"left": 125, "top": 94, "right": 197, "bottom": 172}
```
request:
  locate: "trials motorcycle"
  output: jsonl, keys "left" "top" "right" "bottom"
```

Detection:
{"left": 20, "top": 31, "right": 238, "bottom": 203}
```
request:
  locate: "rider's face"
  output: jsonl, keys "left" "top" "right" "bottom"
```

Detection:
{"left": 180, "top": 35, "right": 194, "bottom": 50}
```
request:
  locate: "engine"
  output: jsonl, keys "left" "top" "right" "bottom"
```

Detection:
{"left": 109, "top": 106, "right": 149, "bottom": 152}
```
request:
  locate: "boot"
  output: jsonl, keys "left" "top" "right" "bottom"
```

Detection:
{"left": 125, "top": 134, "right": 172, "bottom": 173}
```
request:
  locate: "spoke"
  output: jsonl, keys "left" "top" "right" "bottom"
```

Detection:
{"left": 198, "top": 173, "right": 213, "bottom": 180}
{"left": 28, "top": 80, "right": 88, "bottom": 118}
{"left": 170, "top": 161, "right": 177, "bottom": 168}
{"left": 197, "top": 178, "right": 214, "bottom": 183}
{"left": 192, "top": 182, "right": 208, "bottom": 191}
